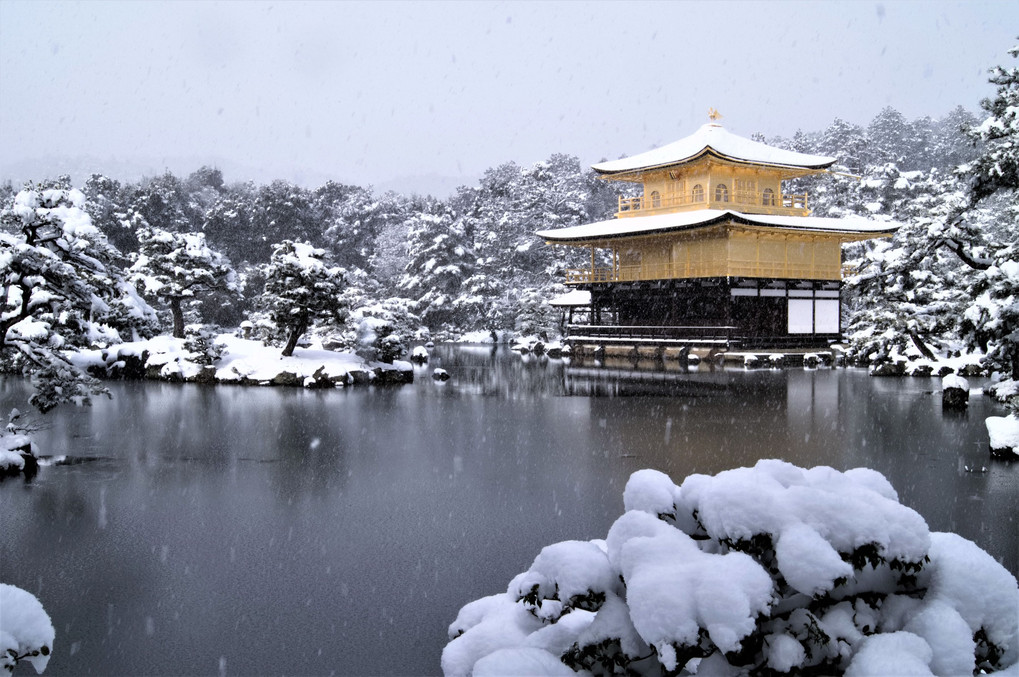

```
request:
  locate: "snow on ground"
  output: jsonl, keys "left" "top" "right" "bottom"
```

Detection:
{"left": 457, "top": 330, "right": 504, "bottom": 344}
{"left": 70, "top": 334, "right": 411, "bottom": 387}
{"left": 0, "top": 583, "right": 54, "bottom": 674}
{"left": 868, "top": 340, "right": 987, "bottom": 378}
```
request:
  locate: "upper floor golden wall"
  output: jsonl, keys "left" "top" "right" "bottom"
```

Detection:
{"left": 610, "top": 159, "right": 816, "bottom": 218}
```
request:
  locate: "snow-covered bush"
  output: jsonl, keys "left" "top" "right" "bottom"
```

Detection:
{"left": 0, "top": 408, "right": 40, "bottom": 477}
{"left": 353, "top": 315, "right": 404, "bottom": 364}
{"left": 512, "top": 286, "right": 563, "bottom": 340}
{"left": 443, "top": 461, "right": 1019, "bottom": 676}
{"left": 341, "top": 297, "right": 420, "bottom": 363}
{"left": 0, "top": 583, "right": 54, "bottom": 673}
{"left": 182, "top": 324, "right": 226, "bottom": 366}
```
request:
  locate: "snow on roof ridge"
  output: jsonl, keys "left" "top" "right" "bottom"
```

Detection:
{"left": 592, "top": 123, "right": 836, "bottom": 175}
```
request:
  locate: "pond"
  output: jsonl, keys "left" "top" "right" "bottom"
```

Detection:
{"left": 1, "top": 345, "right": 1016, "bottom": 676}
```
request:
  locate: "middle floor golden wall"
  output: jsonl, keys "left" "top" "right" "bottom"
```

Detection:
{"left": 610, "top": 226, "right": 844, "bottom": 282}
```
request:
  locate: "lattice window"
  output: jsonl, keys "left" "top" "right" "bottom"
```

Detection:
{"left": 715, "top": 184, "right": 729, "bottom": 202}
{"left": 735, "top": 179, "right": 756, "bottom": 204}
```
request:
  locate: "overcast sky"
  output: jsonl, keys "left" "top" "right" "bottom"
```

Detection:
{"left": 1, "top": 0, "right": 1016, "bottom": 194}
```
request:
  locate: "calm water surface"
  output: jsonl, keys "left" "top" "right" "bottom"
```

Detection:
{"left": 1, "top": 345, "right": 1016, "bottom": 676}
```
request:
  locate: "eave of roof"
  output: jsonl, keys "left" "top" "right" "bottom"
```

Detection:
{"left": 536, "top": 210, "right": 900, "bottom": 244}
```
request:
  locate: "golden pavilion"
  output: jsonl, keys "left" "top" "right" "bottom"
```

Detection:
{"left": 537, "top": 119, "right": 899, "bottom": 349}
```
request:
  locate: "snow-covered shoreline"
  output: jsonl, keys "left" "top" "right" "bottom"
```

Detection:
{"left": 69, "top": 334, "right": 413, "bottom": 389}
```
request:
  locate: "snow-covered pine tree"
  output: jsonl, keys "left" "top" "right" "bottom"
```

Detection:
{"left": 260, "top": 240, "right": 346, "bottom": 356}
{"left": 201, "top": 186, "right": 256, "bottom": 266}
{"left": 843, "top": 172, "right": 973, "bottom": 363}
{"left": 442, "top": 154, "right": 601, "bottom": 333}
{"left": 185, "top": 165, "right": 225, "bottom": 195}
{"left": 843, "top": 50, "right": 1016, "bottom": 371}
{"left": 398, "top": 198, "right": 479, "bottom": 330}
{"left": 129, "top": 225, "right": 236, "bottom": 338}
{"left": 456, "top": 156, "right": 591, "bottom": 292}
{"left": 966, "top": 43, "right": 1019, "bottom": 203}
{"left": 842, "top": 159, "right": 996, "bottom": 365}
{"left": 319, "top": 184, "right": 408, "bottom": 275}
{"left": 866, "top": 106, "right": 916, "bottom": 170}
{"left": 0, "top": 183, "right": 157, "bottom": 412}
{"left": 931, "top": 106, "right": 981, "bottom": 169}
{"left": 81, "top": 173, "right": 136, "bottom": 255}
{"left": 817, "top": 118, "right": 868, "bottom": 176}
{"left": 957, "top": 42, "right": 1019, "bottom": 388}
{"left": 125, "top": 171, "right": 204, "bottom": 235}
{"left": 250, "top": 180, "right": 320, "bottom": 262}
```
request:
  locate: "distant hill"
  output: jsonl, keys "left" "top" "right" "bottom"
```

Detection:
{"left": 375, "top": 173, "right": 477, "bottom": 198}
{"left": 1, "top": 155, "right": 474, "bottom": 198}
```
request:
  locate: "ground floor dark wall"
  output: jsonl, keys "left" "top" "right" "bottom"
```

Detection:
{"left": 582, "top": 277, "right": 841, "bottom": 345}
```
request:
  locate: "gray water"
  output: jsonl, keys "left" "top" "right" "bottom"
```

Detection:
{"left": 1, "top": 345, "right": 1016, "bottom": 676}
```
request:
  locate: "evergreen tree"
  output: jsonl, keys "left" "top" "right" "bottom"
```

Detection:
{"left": 319, "top": 184, "right": 408, "bottom": 273}
{"left": 129, "top": 225, "right": 236, "bottom": 338}
{"left": 202, "top": 184, "right": 257, "bottom": 265}
{"left": 398, "top": 199, "right": 478, "bottom": 329}
{"left": 0, "top": 184, "right": 157, "bottom": 412}
{"left": 932, "top": 106, "right": 981, "bottom": 168}
{"left": 250, "top": 181, "right": 319, "bottom": 262}
{"left": 0, "top": 181, "right": 14, "bottom": 212}
{"left": 966, "top": 43, "right": 1019, "bottom": 202}
{"left": 958, "top": 42, "right": 1019, "bottom": 383}
{"left": 818, "top": 118, "right": 868, "bottom": 175}
{"left": 866, "top": 106, "right": 915, "bottom": 169}
{"left": 846, "top": 43, "right": 1019, "bottom": 384}
{"left": 81, "top": 173, "right": 136, "bottom": 254}
{"left": 126, "top": 171, "right": 203, "bottom": 234}
{"left": 260, "top": 240, "right": 346, "bottom": 356}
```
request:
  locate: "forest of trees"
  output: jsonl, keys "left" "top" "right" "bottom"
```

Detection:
{"left": 1, "top": 46, "right": 1016, "bottom": 412}
{"left": 0, "top": 152, "right": 623, "bottom": 353}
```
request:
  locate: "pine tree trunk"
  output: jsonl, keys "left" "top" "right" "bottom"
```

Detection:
{"left": 170, "top": 297, "right": 185, "bottom": 339}
{"left": 282, "top": 320, "right": 308, "bottom": 357}
{"left": 907, "top": 330, "right": 936, "bottom": 361}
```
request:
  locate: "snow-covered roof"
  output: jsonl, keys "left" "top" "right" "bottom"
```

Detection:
{"left": 592, "top": 123, "right": 836, "bottom": 175}
{"left": 536, "top": 209, "right": 900, "bottom": 243}
{"left": 548, "top": 289, "right": 592, "bottom": 306}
